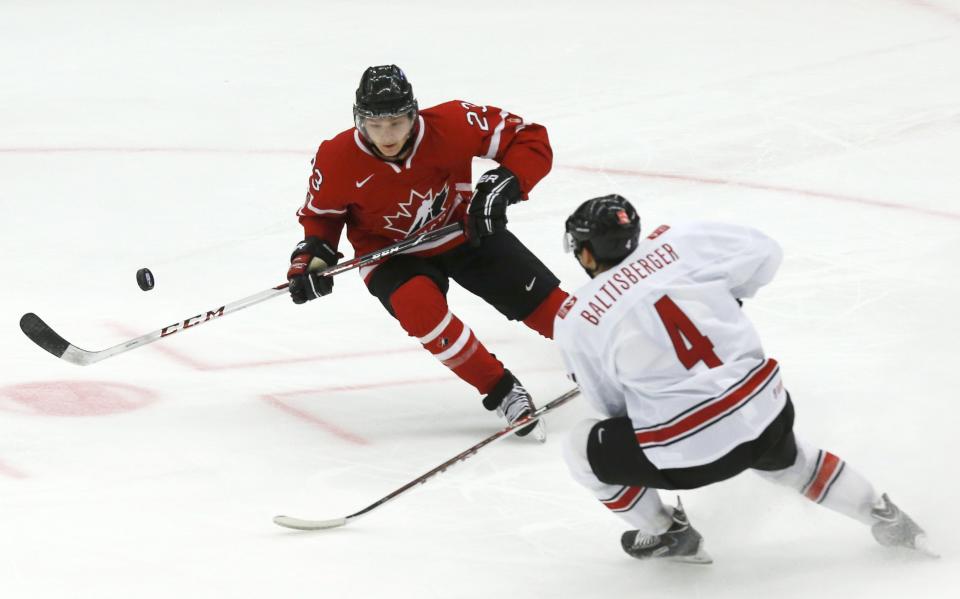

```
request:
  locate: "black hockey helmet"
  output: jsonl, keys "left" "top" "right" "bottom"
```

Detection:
{"left": 564, "top": 194, "right": 641, "bottom": 264}
{"left": 353, "top": 65, "right": 418, "bottom": 133}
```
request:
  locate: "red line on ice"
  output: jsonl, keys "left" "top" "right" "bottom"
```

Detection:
{"left": 276, "top": 375, "right": 461, "bottom": 395}
{"left": 270, "top": 366, "right": 564, "bottom": 396}
{"left": 134, "top": 336, "right": 213, "bottom": 371}
{"left": 260, "top": 366, "right": 564, "bottom": 441}
{"left": 144, "top": 338, "right": 430, "bottom": 371}
{"left": 110, "top": 323, "right": 517, "bottom": 371}
{"left": 897, "top": 0, "right": 960, "bottom": 24}
{"left": 0, "top": 146, "right": 301, "bottom": 156}
{"left": 0, "top": 459, "right": 28, "bottom": 479}
{"left": 560, "top": 165, "right": 960, "bottom": 222}
{"left": 7, "top": 146, "right": 956, "bottom": 221}
{"left": 199, "top": 345, "right": 450, "bottom": 370}
{"left": 261, "top": 394, "right": 370, "bottom": 446}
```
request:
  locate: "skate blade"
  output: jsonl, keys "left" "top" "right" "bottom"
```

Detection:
{"left": 515, "top": 419, "right": 546, "bottom": 442}
{"left": 669, "top": 546, "right": 714, "bottom": 565}
{"left": 913, "top": 534, "right": 940, "bottom": 559}
{"left": 531, "top": 419, "right": 546, "bottom": 443}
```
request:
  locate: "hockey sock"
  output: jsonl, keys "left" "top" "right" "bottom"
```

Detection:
{"left": 755, "top": 436, "right": 880, "bottom": 525}
{"left": 390, "top": 276, "right": 504, "bottom": 394}
{"left": 522, "top": 287, "right": 570, "bottom": 339}
{"left": 562, "top": 418, "right": 673, "bottom": 534}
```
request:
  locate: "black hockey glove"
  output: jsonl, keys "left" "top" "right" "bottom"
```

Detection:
{"left": 466, "top": 166, "right": 522, "bottom": 246}
{"left": 287, "top": 237, "right": 341, "bottom": 304}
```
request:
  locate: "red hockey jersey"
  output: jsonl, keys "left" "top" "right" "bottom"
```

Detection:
{"left": 296, "top": 100, "right": 552, "bottom": 281}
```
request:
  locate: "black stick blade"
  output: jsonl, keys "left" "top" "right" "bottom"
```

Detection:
{"left": 20, "top": 313, "right": 71, "bottom": 358}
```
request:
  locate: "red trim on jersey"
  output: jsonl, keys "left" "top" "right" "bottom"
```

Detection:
{"left": 646, "top": 224, "right": 670, "bottom": 240}
{"left": 602, "top": 486, "right": 646, "bottom": 512}
{"left": 804, "top": 452, "right": 843, "bottom": 502}
{"left": 635, "top": 359, "right": 779, "bottom": 447}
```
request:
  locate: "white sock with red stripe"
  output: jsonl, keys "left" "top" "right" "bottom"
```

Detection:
{"left": 563, "top": 418, "right": 674, "bottom": 534}
{"left": 755, "top": 437, "right": 880, "bottom": 525}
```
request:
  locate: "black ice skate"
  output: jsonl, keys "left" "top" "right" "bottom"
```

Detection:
{"left": 620, "top": 498, "right": 712, "bottom": 564}
{"left": 482, "top": 370, "right": 545, "bottom": 442}
{"left": 870, "top": 493, "right": 938, "bottom": 557}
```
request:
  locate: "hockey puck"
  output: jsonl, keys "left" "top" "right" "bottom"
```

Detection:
{"left": 136, "top": 268, "right": 155, "bottom": 291}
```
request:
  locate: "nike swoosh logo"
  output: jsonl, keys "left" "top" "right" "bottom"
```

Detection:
{"left": 356, "top": 174, "right": 374, "bottom": 188}
{"left": 525, "top": 277, "right": 536, "bottom": 291}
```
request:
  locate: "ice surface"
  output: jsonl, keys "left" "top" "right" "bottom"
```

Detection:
{"left": 1, "top": 1, "right": 957, "bottom": 597}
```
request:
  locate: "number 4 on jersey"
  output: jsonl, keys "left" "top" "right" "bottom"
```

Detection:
{"left": 654, "top": 295, "right": 723, "bottom": 370}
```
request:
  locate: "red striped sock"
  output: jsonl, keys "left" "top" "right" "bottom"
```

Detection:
{"left": 802, "top": 451, "right": 845, "bottom": 503}
{"left": 602, "top": 485, "right": 647, "bottom": 512}
{"left": 391, "top": 276, "right": 503, "bottom": 394}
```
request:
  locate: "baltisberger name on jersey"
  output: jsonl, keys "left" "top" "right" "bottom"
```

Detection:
{"left": 580, "top": 242, "right": 680, "bottom": 326}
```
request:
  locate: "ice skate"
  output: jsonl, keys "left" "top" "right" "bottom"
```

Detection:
{"left": 482, "top": 370, "right": 545, "bottom": 442}
{"left": 620, "top": 498, "right": 712, "bottom": 564}
{"left": 870, "top": 493, "right": 938, "bottom": 557}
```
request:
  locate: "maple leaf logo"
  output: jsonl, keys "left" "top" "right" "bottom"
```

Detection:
{"left": 383, "top": 184, "right": 450, "bottom": 236}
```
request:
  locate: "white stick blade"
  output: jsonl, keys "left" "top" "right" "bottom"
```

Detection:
{"left": 273, "top": 515, "right": 348, "bottom": 531}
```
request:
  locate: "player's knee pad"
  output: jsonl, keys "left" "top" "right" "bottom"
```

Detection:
{"left": 389, "top": 276, "right": 449, "bottom": 337}
{"left": 563, "top": 418, "right": 601, "bottom": 482}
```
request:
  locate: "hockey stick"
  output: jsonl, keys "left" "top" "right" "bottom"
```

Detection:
{"left": 20, "top": 222, "right": 464, "bottom": 366}
{"left": 273, "top": 386, "right": 580, "bottom": 531}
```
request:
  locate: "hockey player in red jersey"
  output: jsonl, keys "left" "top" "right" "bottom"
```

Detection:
{"left": 555, "top": 194, "right": 934, "bottom": 562}
{"left": 286, "top": 65, "right": 569, "bottom": 439}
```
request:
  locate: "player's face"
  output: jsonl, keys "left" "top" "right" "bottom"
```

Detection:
{"left": 363, "top": 114, "right": 415, "bottom": 157}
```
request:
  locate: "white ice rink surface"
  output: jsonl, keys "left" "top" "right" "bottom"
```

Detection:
{"left": 2, "top": 1, "right": 959, "bottom": 597}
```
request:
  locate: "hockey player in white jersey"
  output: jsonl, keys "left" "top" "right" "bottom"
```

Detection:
{"left": 554, "top": 194, "right": 932, "bottom": 563}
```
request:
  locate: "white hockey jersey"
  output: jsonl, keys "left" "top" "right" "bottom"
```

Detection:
{"left": 554, "top": 221, "right": 788, "bottom": 470}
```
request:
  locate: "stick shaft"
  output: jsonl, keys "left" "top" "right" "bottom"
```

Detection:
{"left": 273, "top": 387, "right": 580, "bottom": 531}
{"left": 21, "top": 223, "right": 464, "bottom": 365}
